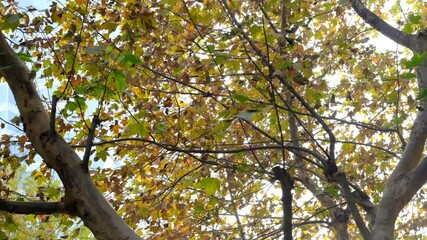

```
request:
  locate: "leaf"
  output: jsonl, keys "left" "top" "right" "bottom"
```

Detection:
{"left": 214, "top": 53, "right": 228, "bottom": 64}
{"left": 18, "top": 136, "right": 27, "bottom": 147}
{"left": 128, "top": 122, "right": 148, "bottom": 136}
{"left": 417, "top": 87, "right": 427, "bottom": 100}
{"left": 194, "top": 204, "right": 204, "bottom": 214}
{"left": 212, "top": 121, "right": 231, "bottom": 133}
{"left": 7, "top": 14, "right": 22, "bottom": 24}
{"left": 96, "top": 149, "right": 109, "bottom": 162}
{"left": 160, "top": 0, "right": 180, "bottom": 4}
{"left": 110, "top": 124, "right": 120, "bottom": 134}
{"left": 109, "top": 70, "right": 127, "bottom": 92}
{"left": 200, "top": 178, "right": 220, "bottom": 196}
{"left": 408, "top": 14, "right": 422, "bottom": 24}
{"left": 400, "top": 72, "right": 416, "bottom": 79}
{"left": 358, "top": 37, "right": 369, "bottom": 43}
{"left": 327, "top": 187, "right": 340, "bottom": 198}
{"left": 75, "top": 96, "right": 88, "bottom": 110}
{"left": 46, "top": 187, "right": 60, "bottom": 198}
{"left": 218, "top": 109, "right": 234, "bottom": 119}
{"left": 235, "top": 111, "right": 256, "bottom": 121}
{"left": 16, "top": 52, "right": 33, "bottom": 62}
{"left": 249, "top": 25, "right": 262, "bottom": 35}
{"left": 272, "top": 69, "right": 284, "bottom": 76}
{"left": 402, "top": 23, "right": 414, "bottom": 34}
{"left": 120, "top": 52, "right": 142, "bottom": 68}
{"left": 391, "top": 116, "right": 404, "bottom": 125}
{"left": 403, "top": 52, "right": 427, "bottom": 68}
{"left": 387, "top": 91, "right": 398, "bottom": 103}
{"left": 85, "top": 45, "right": 106, "bottom": 54}
{"left": 292, "top": 75, "right": 309, "bottom": 85}
{"left": 155, "top": 123, "right": 168, "bottom": 134}
{"left": 232, "top": 94, "right": 250, "bottom": 103}
{"left": 206, "top": 45, "right": 215, "bottom": 53}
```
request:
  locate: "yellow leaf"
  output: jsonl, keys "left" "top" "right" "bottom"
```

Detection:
{"left": 110, "top": 124, "right": 120, "bottom": 134}
{"left": 18, "top": 135, "right": 27, "bottom": 146}
{"left": 181, "top": 226, "right": 190, "bottom": 233}
{"left": 33, "top": 171, "right": 43, "bottom": 179}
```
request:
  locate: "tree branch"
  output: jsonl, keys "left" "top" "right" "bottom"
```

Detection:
{"left": 226, "top": 170, "right": 246, "bottom": 240}
{"left": 82, "top": 115, "right": 100, "bottom": 172}
{"left": 351, "top": 189, "right": 376, "bottom": 228}
{"left": 72, "top": 137, "right": 326, "bottom": 167}
{"left": 272, "top": 166, "right": 294, "bottom": 240}
{"left": 336, "top": 173, "right": 371, "bottom": 239}
{"left": 349, "top": 0, "right": 416, "bottom": 50}
{"left": 287, "top": 91, "right": 349, "bottom": 238}
{"left": 404, "top": 156, "right": 427, "bottom": 203}
{"left": 49, "top": 95, "right": 59, "bottom": 136}
{"left": 0, "top": 200, "right": 69, "bottom": 215}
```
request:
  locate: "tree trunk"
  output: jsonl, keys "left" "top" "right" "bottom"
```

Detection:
{"left": 0, "top": 31, "right": 141, "bottom": 240}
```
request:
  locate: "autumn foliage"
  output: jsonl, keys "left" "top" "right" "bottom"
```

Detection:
{"left": 1, "top": 0, "right": 427, "bottom": 239}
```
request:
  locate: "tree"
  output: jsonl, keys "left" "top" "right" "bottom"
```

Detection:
{"left": 0, "top": 0, "right": 426, "bottom": 239}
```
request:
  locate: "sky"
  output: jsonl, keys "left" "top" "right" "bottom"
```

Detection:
{"left": 18, "top": 0, "right": 51, "bottom": 9}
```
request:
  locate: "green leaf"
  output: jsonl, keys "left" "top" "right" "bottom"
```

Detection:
{"left": 206, "top": 45, "right": 215, "bottom": 53}
{"left": 0, "top": 14, "right": 22, "bottom": 30}
{"left": 400, "top": 72, "right": 416, "bottom": 79}
{"left": 327, "top": 187, "right": 340, "bottom": 198}
{"left": 109, "top": 70, "right": 127, "bottom": 92}
{"left": 218, "top": 109, "right": 234, "bottom": 119}
{"left": 387, "top": 91, "right": 398, "bottom": 103}
{"left": 402, "top": 23, "right": 414, "bottom": 34}
{"left": 293, "top": 75, "right": 309, "bottom": 85}
{"left": 75, "top": 96, "right": 88, "bottom": 111}
{"left": 120, "top": 52, "right": 142, "bottom": 68}
{"left": 63, "top": 101, "right": 78, "bottom": 113}
{"left": 269, "top": 112, "right": 277, "bottom": 126}
{"left": 212, "top": 121, "right": 231, "bottom": 133}
{"left": 7, "top": 14, "right": 22, "bottom": 24}
{"left": 403, "top": 52, "right": 427, "bottom": 68}
{"left": 200, "top": 177, "right": 220, "bottom": 196}
{"left": 194, "top": 204, "right": 204, "bottom": 214}
{"left": 214, "top": 53, "right": 228, "bottom": 64}
{"left": 128, "top": 122, "right": 148, "bottom": 136}
{"left": 155, "top": 123, "right": 168, "bottom": 134}
{"left": 417, "top": 87, "right": 427, "bottom": 100}
{"left": 16, "top": 52, "right": 33, "bottom": 62}
{"left": 249, "top": 25, "right": 262, "bottom": 35}
{"left": 391, "top": 116, "right": 404, "bottom": 125}
{"left": 232, "top": 94, "right": 250, "bottom": 103}
{"left": 96, "top": 149, "right": 109, "bottom": 161}
{"left": 160, "top": 0, "right": 180, "bottom": 5}
{"left": 409, "top": 14, "right": 422, "bottom": 24}
{"left": 46, "top": 187, "right": 60, "bottom": 198}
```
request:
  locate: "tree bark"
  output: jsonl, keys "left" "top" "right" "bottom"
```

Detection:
{"left": 349, "top": 1, "right": 427, "bottom": 239}
{"left": 0, "top": 31, "right": 141, "bottom": 240}
{"left": 0, "top": 200, "right": 68, "bottom": 214}
{"left": 272, "top": 166, "right": 294, "bottom": 240}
